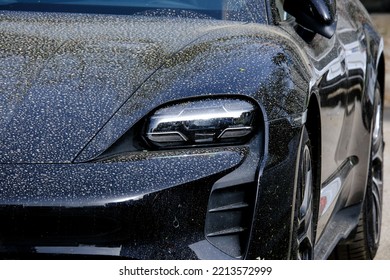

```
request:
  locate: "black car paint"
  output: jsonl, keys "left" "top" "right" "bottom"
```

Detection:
{"left": 276, "top": 0, "right": 384, "bottom": 258}
{"left": 0, "top": 0, "right": 384, "bottom": 259}
{"left": 361, "top": 0, "right": 390, "bottom": 12}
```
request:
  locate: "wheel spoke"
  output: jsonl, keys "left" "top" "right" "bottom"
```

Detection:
{"left": 371, "top": 176, "right": 382, "bottom": 244}
{"left": 372, "top": 102, "right": 382, "bottom": 148}
{"left": 367, "top": 85, "right": 384, "bottom": 252}
{"left": 297, "top": 144, "right": 314, "bottom": 260}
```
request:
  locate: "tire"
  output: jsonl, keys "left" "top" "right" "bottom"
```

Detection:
{"left": 291, "top": 127, "right": 315, "bottom": 260}
{"left": 332, "top": 83, "right": 384, "bottom": 259}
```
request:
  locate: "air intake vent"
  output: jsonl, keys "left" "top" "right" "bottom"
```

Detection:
{"left": 205, "top": 183, "right": 257, "bottom": 258}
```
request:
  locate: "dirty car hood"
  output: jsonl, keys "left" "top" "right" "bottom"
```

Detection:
{"left": 0, "top": 11, "right": 241, "bottom": 163}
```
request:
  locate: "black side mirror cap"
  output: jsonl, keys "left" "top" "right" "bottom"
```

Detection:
{"left": 284, "top": 0, "right": 337, "bottom": 39}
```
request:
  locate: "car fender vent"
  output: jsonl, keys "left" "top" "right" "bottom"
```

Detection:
{"left": 205, "top": 183, "right": 257, "bottom": 259}
{"left": 207, "top": 227, "right": 247, "bottom": 237}
{"left": 208, "top": 202, "right": 249, "bottom": 213}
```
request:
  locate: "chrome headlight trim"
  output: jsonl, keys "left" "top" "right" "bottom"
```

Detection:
{"left": 145, "top": 98, "right": 258, "bottom": 148}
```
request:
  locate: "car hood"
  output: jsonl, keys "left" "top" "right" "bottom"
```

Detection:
{"left": 0, "top": 11, "right": 241, "bottom": 163}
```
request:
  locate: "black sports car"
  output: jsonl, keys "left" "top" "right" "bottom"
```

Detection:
{"left": 0, "top": 0, "right": 385, "bottom": 260}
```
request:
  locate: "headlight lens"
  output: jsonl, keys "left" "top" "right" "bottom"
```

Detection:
{"left": 145, "top": 98, "right": 257, "bottom": 148}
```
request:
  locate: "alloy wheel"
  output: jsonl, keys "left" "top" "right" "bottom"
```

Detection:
{"left": 297, "top": 143, "right": 314, "bottom": 260}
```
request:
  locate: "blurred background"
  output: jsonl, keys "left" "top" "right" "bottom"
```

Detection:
{"left": 361, "top": 0, "right": 390, "bottom": 260}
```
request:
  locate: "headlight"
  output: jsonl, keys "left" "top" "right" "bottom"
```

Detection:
{"left": 144, "top": 98, "right": 257, "bottom": 148}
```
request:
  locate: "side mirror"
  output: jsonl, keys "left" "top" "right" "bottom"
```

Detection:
{"left": 284, "top": 0, "right": 337, "bottom": 39}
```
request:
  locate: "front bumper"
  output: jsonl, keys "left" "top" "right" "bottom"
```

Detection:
{"left": 0, "top": 142, "right": 259, "bottom": 259}
{"left": 0, "top": 118, "right": 303, "bottom": 260}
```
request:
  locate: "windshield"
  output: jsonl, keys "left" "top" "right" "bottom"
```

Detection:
{"left": 0, "top": 0, "right": 265, "bottom": 21}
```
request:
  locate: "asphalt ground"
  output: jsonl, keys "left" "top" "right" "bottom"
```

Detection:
{"left": 370, "top": 14, "right": 389, "bottom": 260}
